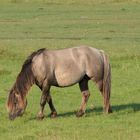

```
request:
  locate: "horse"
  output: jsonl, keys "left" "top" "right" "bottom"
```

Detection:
{"left": 7, "top": 46, "right": 112, "bottom": 120}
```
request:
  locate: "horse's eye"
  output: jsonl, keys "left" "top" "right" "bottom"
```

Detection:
{"left": 14, "top": 102, "right": 19, "bottom": 109}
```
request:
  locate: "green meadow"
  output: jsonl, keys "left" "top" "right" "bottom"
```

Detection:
{"left": 0, "top": 0, "right": 140, "bottom": 139}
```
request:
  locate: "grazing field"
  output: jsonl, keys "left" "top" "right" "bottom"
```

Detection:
{"left": 0, "top": 0, "right": 140, "bottom": 140}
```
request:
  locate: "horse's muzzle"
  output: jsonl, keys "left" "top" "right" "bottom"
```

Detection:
{"left": 9, "top": 113, "right": 17, "bottom": 120}
{"left": 9, "top": 109, "right": 24, "bottom": 120}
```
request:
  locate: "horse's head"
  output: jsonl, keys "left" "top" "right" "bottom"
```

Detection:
{"left": 7, "top": 88, "right": 27, "bottom": 120}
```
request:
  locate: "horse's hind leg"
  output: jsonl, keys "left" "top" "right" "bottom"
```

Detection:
{"left": 76, "top": 77, "right": 90, "bottom": 117}
{"left": 37, "top": 87, "right": 57, "bottom": 119}
{"left": 96, "top": 80, "right": 112, "bottom": 113}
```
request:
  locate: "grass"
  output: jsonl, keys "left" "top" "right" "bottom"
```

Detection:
{"left": 0, "top": 0, "right": 140, "bottom": 140}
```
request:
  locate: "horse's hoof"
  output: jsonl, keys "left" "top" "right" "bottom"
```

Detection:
{"left": 37, "top": 114, "right": 44, "bottom": 120}
{"left": 108, "top": 108, "right": 113, "bottom": 113}
{"left": 104, "top": 108, "right": 112, "bottom": 114}
{"left": 76, "top": 110, "right": 85, "bottom": 117}
{"left": 108, "top": 109, "right": 113, "bottom": 113}
{"left": 50, "top": 112, "right": 57, "bottom": 118}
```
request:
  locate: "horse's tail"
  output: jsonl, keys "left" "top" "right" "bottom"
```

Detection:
{"left": 101, "top": 50, "right": 112, "bottom": 113}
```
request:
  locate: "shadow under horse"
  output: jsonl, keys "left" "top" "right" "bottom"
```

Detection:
{"left": 56, "top": 103, "right": 140, "bottom": 118}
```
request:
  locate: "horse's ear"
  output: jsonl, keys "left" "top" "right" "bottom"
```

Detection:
{"left": 15, "top": 93, "right": 25, "bottom": 108}
{"left": 15, "top": 93, "right": 22, "bottom": 102}
{"left": 15, "top": 93, "right": 20, "bottom": 98}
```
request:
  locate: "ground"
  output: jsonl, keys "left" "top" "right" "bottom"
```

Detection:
{"left": 0, "top": 0, "right": 140, "bottom": 140}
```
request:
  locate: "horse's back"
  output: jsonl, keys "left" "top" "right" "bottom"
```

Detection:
{"left": 50, "top": 46, "right": 103, "bottom": 85}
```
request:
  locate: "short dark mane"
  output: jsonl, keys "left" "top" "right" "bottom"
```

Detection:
{"left": 23, "top": 48, "right": 46, "bottom": 67}
{"left": 13, "top": 48, "right": 46, "bottom": 97}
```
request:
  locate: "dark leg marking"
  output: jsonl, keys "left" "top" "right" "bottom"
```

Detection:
{"left": 76, "top": 77, "right": 90, "bottom": 117}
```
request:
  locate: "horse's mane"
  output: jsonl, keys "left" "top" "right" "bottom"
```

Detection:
{"left": 12, "top": 48, "right": 46, "bottom": 97}
{"left": 7, "top": 48, "right": 45, "bottom": 110}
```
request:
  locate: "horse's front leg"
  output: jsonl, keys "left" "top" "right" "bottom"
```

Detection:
{"left": 76, "top": 78, "right": 90, "bottom": 117}
{"left": 37, "top": 91, "right": 48, "bottom": 120}
{"left": 37, "top": 89, "right": 57, "bottom": 119}
{"left": 47, "top": 94, "right": 57, "bottom": 118}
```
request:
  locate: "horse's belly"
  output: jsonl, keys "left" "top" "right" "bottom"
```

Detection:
{"left": 55, "top": 69, "right": 85, "bottom": 87}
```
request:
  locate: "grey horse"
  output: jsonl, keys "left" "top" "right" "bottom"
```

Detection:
{"left": 7, "top": 46, "right": 112, "bottom": 120}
